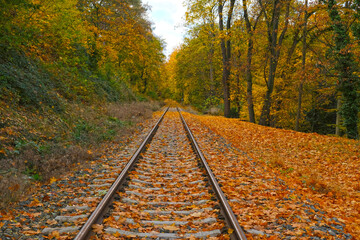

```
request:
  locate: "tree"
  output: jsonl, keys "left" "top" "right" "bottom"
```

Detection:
{"left": 242, "top": 0, "right": 262, "bottom": 123}
{"left": 218, "top": 0, "right": 236, "bottom": 117}
{"left": 168, "top": 0, "right": 360, "bottom": 138}
{"left": 295, "top": 0, "right": 309, "bottom": 131}
{"left": 324, "top": 0, "right": 359, "bottom": 139}
{"left": 258, "top": 0, "right": 291, "bottom": 126}
{"left": 173, "top": 26, "right": 222, "bottom": 108}
{"left": 180, "top": 0, "right": 223, "bottom": 109}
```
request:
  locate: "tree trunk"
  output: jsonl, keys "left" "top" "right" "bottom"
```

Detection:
{"left": 218, "top": 0, "right": 235, "bottom": 118}
{"left": 219, "top": 28, "right": 231, "bottom": 117}
{"left": 259, "top": 60, "right": 277, "bottom": 125}
{"left": 209, "top": 47, "right": 215, "bottom": 95}
{"left": 243, "top": 0, "right": 259, "bottom": 123}
{"left": 209, "top": 23, "right": 215, "bottom": 96}
{"left": 232, "top": 47, "right": 242, "bottom": 118}
{"left": 236, "top": 72, "right": 241, "bottom": 117}
{"left": 335, "top": 97, "right": 341, "bottom": 135}
{"left": 245, "top": 41, "right": 255, "bottom": 123}
{"left": 295, "top": 0, "right": 308, "bottom": 131}
{"left": 295, "top": 80, "right": 304, "bottom": 130}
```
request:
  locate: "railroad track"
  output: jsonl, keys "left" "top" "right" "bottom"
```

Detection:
{"left": 49, "top": 107, "right": 247, "bottom": 239}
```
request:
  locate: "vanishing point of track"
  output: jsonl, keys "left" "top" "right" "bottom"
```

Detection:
{"left": 75, "top": 107, "right": 247, "bottom": 240}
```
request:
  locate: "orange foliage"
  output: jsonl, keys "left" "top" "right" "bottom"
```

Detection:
{"left": 184, "top": 113, "right": 360, "bottom": 238}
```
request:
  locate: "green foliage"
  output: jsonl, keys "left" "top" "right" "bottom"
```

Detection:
{"left": 72, "top": 120, "right": 95, "bottom": 143}
{"left": 147, "top": 91, "right": 160, "bottom": 100}
{"left": 0, "top": 45, "right": 142, "bottom": 116}
{"left": 204, "top": 96, "right": 221, "bottom": 109}
{"left": 351, "top": 0, "right": 360, "bottom": 41}
{"left": 24, "top": 164, "right": 42, "bottom": 181}
{"left": 99, "top": 117, "right": 133, "bottom": 141}
{"left": 305, "top": 107, "right": 337, "bottom": 135}
{"left": 171, "top": 27, "right": 223, "bottom": 109}
{"left": 87, "top": 72, "right": 137, "bottom": 102}
{"left": 280, "top": 167, "right": 294, "bottom": 175}
{"left": 229, "top": 107, "right": 239, "bottom": 118}
{"left": 0, "top": 0, "right": 31, "bottom": 49}
{"left": 0, "top": 0, "right": 164, "bottom": 108}
{"left": 72, "top": 116, "right": 134, "bottom": 143}
{"left": 325, "top": 0, "right": 359, "bottom": 139}
{"left": 0, "top": 48, "right": 63, "bottom": 111}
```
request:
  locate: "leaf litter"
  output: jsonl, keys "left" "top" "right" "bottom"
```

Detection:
{"left": 1, "top": 109, "right": 357, "bottom": 239}
{"left": 183, "top": 112, "right": 357, "bottom": 239}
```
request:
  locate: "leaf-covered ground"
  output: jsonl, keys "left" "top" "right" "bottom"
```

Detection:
{"left": 183, "top": 112, "right": 359, "bottom": 239}
{"left": 1, "top": 109, "right": 358, "bottom": 239}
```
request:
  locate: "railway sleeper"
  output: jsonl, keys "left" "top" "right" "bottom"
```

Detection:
{"left": 104, "top": 228, "right": 221, "bottom": 239}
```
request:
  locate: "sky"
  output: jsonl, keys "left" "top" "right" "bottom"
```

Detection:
{"left": 144, "top": 0, "right": 186, "bottom": 57}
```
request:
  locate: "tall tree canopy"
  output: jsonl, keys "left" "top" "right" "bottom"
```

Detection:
{"left": 164, "top": 0, "right": 360, "bottom": 139}
{"left": 0, "top": 0, "right": 165, "bottom": 102}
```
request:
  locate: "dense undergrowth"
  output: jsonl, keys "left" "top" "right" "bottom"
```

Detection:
{"left": 0, "top": 48, "right": 163, "bottom": 208}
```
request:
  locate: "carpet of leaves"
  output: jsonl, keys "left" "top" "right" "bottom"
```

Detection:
{"left": 1, "top": 108, "right": 358, "bottom": 239}
{"left": 183, "top": 112, "right": 358, "bottom": 239}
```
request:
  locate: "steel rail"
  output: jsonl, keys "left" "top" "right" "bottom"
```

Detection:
{"left": 178, "top": 108, "right": 247, "bottom": 240}
{"left": 74, "top": 107, "right": 169, "bottom": 240}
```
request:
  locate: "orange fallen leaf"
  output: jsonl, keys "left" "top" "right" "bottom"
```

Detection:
{"left": 113, "top": 231, "right": 122, "bottom": 237}
{"left": 190, "top": 212, "right": 202, "bottom": 217}
{"left": 163, "top": 225, "right": 179, "bottom": 231}
{"left": 46, "top": 219, "right": 57, "bottom": 225}
{"left": 23, "top": 230, "right": 41, "bottom": 235}
{"left": 49, "top": 230, "right": 60, "bottom": 239}
{"left": 92, "top": 224, "right": 103, "bottom": 234}
{"left": 50, "top": 177, "right": 57, "bottom": 184}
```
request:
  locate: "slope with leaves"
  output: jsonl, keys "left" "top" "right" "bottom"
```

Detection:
{"left": 0, "top": 0, "right": 166, "bottom": 207}
{"left": 0, "top": 110, "right": 162, "bottom": 239}
{"left": 184, "top": 112, "right": 360, "bottom": 238}
{"left": 0, "top": 101, "right": 163, "bottom": 208}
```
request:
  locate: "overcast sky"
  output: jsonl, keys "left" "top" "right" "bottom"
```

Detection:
{"left": 145, "top": 0, "right": 186, "bottom": 57}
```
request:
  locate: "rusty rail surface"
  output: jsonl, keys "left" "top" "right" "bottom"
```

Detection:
{"left": 178, "top": 108, "right": 247, "bottom": 240}
{"left": 74, "top": 107, "right": 169, "bottom": 240}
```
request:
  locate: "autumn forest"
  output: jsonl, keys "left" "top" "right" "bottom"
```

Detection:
{"left": 1, "top": 0, "right": 360, "bottom": 139}
{"left": 1, "top": 0, "right": 360, "bottom": 239}
{"left": 166, "top": 0, "right": 360, "bottom": 139}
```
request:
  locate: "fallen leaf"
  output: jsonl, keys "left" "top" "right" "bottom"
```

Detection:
{"left": 163, "top": 225, "right": 179, "bottom": 231}
{"left": 49, "top": 230, "right": 60, "bottom": 238}
{"left": 92, "top": 224, "right": 103, "bottom": 234}
{"left": 46, "top": 219, "right": 57, "bottom": 225}
{"left": 190, "top": 212, "right": 202, "bottom": 217}
{"left": 23, "top": 230, "right": 41, "bottom": 235}
{"left": 50, "top": 177, "right": 57, "bottom": 184}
